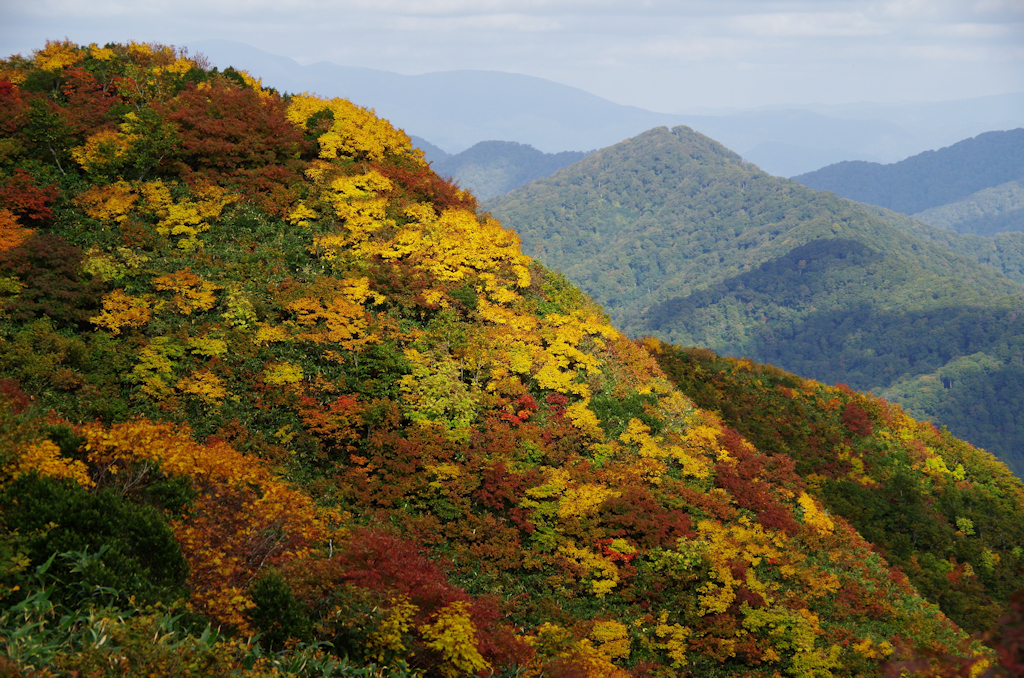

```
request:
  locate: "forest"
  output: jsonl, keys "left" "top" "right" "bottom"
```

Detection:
{"left": 484, "top": 126, "right": 1024, "bottom": 477}
{"left": 1, "top": 40, "right": 1023, "bottom": 677}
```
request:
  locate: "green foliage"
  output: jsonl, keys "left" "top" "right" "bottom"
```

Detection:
{"left": 651, "top": 342, "right": 1024, "bottom": 635}
{"left": 792, "top": 129, "right": 1024, "bottom": 216}
{"left": 431, "top": 140, "right": 590, "bottom": 200}
{"left": 486, "top": 125, "right": 1024, "bottom": 476}
{"left": 248, "top": 572, "right": 313, "bottom": 652}
{"left": 0, "top": 473, "right": 189, "bottom": 608}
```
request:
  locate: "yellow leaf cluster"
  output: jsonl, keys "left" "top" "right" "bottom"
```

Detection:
{"left": 71, "top": 129, "right": 138, "bottom": 174}
{"left": 287, "top": 94, "right": 417, "bottom": 162}
{"left": 10, "top": 440, "right": 93, "bottom": 488}
{"left": 34, "top": 39, "right": 84, "bottom": 70}
{"left": 557, "top": 542, "right": 621, "bottom": 597}
{"left": 140, "top": 181, "right": 233, "bottom": 250}
{"left": 176, "top": 369, "right": 228, "bottom": 405}
{"left": 797, "top": 492, "right": 835, "bottom": 534}
{"left": 75, "top": 181, "right": 138, "bottom": 224}
{"left": 418, "top": 601, "right": 491, "bottom": 678}
{"left": 90, "top": 289, "right": 152, "bottom": 335}
{"left": 153, "top": 269, "right": 220, "bottom": 314}
{"left": 263, "top": 362, "right": 304, "bottom": 386}
{"left": 591, "top": 620, "right": 631, "bottom": 659}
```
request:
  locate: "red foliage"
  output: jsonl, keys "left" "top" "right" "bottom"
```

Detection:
{"left": 714, "top": 428, "right": 801, "bottom": 536}
{"left": 373, "top": 158, "right": 478, "bottom": 214}
{"left": 335, "top": 528, "right": 532, "bottom": 667}
{"left": 153, "top": 82, "right": 308, "bottom": 198}
{"left": 59, "top": 67, "right": 119, "bottom": 137}
{"left": 599, "top": 486, "right": 694, "bottom": 548}
{"left": 501, "top": 394, "right": 538, "bottom": 425}
{"left": 0, "top": 81, "right": 27, "bottom": 134}
{"left": 0, "top": 169, "right": 60, "bottom": 225}
{"left": 0, "top": 379, "right": 32, "bottom": 413}
{"left": 842, "top": 401, "right": 874, "bottom": 437}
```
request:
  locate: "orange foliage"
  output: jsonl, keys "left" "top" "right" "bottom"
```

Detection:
{"left": 77, "top": 419, "right": 342, "bottom": 630}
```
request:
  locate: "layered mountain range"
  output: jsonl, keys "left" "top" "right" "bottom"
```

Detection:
{"left": 485, "top": 126, "right": 1024, "bottom": 476}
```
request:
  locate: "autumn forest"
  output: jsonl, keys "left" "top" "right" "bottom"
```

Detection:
{"left": 1, "top": 40, "right": 1023, "bottom": 677}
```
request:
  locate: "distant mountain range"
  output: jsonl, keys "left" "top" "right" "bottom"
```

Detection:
{"left": 189, "top": 39, "right": 1024, "bottom": 178}
{"left": 484, "top": 125, "right": 1024, "bottom": 475}
{"left": 793, "top": 129, "right": 1024, "bottom": 236}
{"left": 412, "top": 138, "right": 591, "bottom": 200}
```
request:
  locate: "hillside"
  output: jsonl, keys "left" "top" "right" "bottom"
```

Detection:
{"left": 1, "top": 40, "right": 1023, "bottom": 677}
{"left": 483, "top": 126, "right": 1024, "bottom": 475}
{"left": 425, "top": 140, "right": 590, "bottom": 200}
{"left": 912, "top": 180, "right": 1024, "bottom": 237}
{"left": 792, "top": 129, "right": 1024, "bottom": 221}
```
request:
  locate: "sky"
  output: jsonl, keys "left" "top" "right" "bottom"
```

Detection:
{"left": 2, "top": 0, "right": 1023, "bottom": 112}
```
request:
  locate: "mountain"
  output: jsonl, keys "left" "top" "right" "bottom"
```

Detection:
{"left": 3, "top": 39, "right": 1024, "bottom": 677}
{"left": 188, "top": 39, "right": 1024, "bottom": 177}
{"left": 427, "top": 140, "right": 591, "bottom": 200}
{"left": 912, "top": 180, "right": 1024, "bottom": 237}
{"left": 792, "top": 129, "right": 1024, "bottom": 223}
{"left": 484, "top": 126, "right": 1024, "bottom": 476}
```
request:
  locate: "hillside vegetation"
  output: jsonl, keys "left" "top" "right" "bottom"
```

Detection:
{"left": 792, "top": 129, "right": 1024, "bottom": 231}
{"left": 1, "top": 40, "right": 1023, "bottom": 677}
{"left": 427, "top": 140, "right": 590, "bottom": 200}
{"left": 484, "top": 126, "right": 1024, "bottom": 476}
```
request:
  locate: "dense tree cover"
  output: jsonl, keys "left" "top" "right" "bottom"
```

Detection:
{"left": 484, "top": 125, "right": 1024, "bottom": 477}
{"left": 429, "top": 140, "right": 590, "bottom": 200}
{"left": 0, "top": 40, "right": 1021, "bottom": 677}
{"left": 791, "top": 129, "right": 1024, "bottom": 216}
{"left": 912, "top": 180, "right": 1024, "bottom": 237}
{"left": 650, "top": 342, "right": 1024, "bottom": 635}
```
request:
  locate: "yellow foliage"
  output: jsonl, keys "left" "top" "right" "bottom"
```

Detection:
{"left": 287, "top": 94, "right": 417, "bottom": 162}
{"left": 557, "top": 542, "right": 621, "bottom": 597}
{"left": 418, "top": 600, "right": 491, "bottom": 678}
{"left": 263, "top": 362, "right": 304, "bottom": 386}
{"left": 71, "top": 129, "right": 138, "bottom": 174}
{"left": 176, "top": 369, "right": 228, "bottom": 405}
{"left": 591, "top": 620, "right": 631, "bottom": 659}
{"left": 369, "top": 596, "right": 417, "bottom": 662}
{"left": 10, "top": 440, "right": 93, "bottom": 488}
{"left": 565, "top": 400, "right": 604, "bottom": 439}
{"left": 139, "top": 180, "right": 233, "bottom": 250}
{"left": 81, "top": 246, "right": 149, "bottom": 282}
{"left": 75, "top": 181, "right": 138, "bottom": 224}
{"left": 78, "top": 419, "right": 340, "bottom": 630}
{"left": 186, "top": 336, "right": 228, "bottom": 357}
{"left": 798, "top": 492, "right": 835, "bottom": 534}
{"left": 131, "top": 337, "right": 183, "bottom": 399}
{"left": 557, "top": 482, "right": 620, "bottom": 519}
{"left": 654, "top": 611, "right": 692, "bottom": 668}
{"left": 254, "top": 323, "right": 292, "bottom": 345}
{"left": 34, "top": 40, "right": 84, "bottom": 70}
{"left": 153, "top": 269, "right": 220, "bottom": 314}
{"left": 90, "top": 289, "right": 152, "bottom": 335}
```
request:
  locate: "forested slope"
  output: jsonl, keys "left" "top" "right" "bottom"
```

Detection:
{"left": 0, "top": 40, "right": 1022, "bottom": 677}
{"left": 791, "top": 128, "right": 1024, "bottom": 217}
{"left": 484, "top": 126, "right": 1024, "bottom": 476}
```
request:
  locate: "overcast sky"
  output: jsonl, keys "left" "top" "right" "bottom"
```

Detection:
{"left": 2, "top": 0, "right": 1022, "bottom": 112}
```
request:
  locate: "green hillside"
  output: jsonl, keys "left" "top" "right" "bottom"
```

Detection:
{"left": 791, "top": 128, "right": 1024, "bottom": 217}
{"left": 430, "top": 140, "right": 590, "bottom": 200}
{"left": 1, "top": 40, "right": 1022, "bottom": 677}
{"left": 484, "top": 126, "right": 1024, "bottom": 475}
{"left": 912, "top": 180, "right": 1024, "bottom": 237}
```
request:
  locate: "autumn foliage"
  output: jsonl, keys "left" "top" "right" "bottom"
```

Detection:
{"left": 0, "top": 39, "right": 1021, "bottom": 677}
